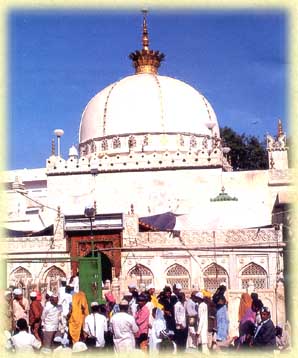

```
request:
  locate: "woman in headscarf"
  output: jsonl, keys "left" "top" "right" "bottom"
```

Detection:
{"left": 149, "top": 308, "right": 166, "bottom": 353}
{"left": 68, "top": 291, "right": 89, "bottom": 344}
{"left": 212, "top": 284, "right": 229, "bottom": 342}
{"left": 238, "top": 293, "right": 252, "bottom": 322}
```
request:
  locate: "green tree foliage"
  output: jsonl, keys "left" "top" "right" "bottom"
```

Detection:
{"left": 220, "top": 126, "right": 268, "bottom": 171}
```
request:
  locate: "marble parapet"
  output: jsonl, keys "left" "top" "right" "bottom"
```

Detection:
{"left": 123, "top": 227, "right": 284, "bottom": 249}
{"left": 46, "top": 133, "right": 226, "bottom": 175}
{"left": 268, "top": 169, "right": 292, "bottom": 186}
{"left": 3, "top": 235, "right": 67, "bottom": 254}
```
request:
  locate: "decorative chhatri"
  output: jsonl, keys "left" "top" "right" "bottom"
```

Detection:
{"left": 210, "top": 186, "right": 238, "bottom": 202}
{"left": 129, "top": 10, "right": 165, "bottom": 74}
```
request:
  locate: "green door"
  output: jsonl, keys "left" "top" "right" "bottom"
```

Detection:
{"left": 79, "top": 256, "right": 103, "bottom": 307}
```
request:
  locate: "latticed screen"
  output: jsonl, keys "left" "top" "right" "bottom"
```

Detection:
{"left": 166, "top": 264, "right": 190, "bottom": 289}
{"left": 129, "top": 265, "right": 153, "bottom": 287}
{"left": 241, "top": 263, "right": 267, "bottom": 289}
{"left": 10, "top": 267, "right": 33, "bottom": 298}
{"left": 203, "top": 278, "right": 227, "bottom": 292}
{"left": 241, "top": 278, "right": 266, "bottom": 290}
{"left": 12, "top": 267, "right": 32, "bottom": 283}
{"left": 45, "top": 266, "right": 66, "bottom": 293}
{"left": 203, "top": 263, "right": 228, "bottom": 292}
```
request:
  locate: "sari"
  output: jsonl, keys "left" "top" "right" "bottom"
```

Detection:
{"left": 216, "top": 304, "right": 229, "bottom": 341}
{"left": 68, "top": 291, "right": 89, "bottom": 344}
{"left": 238, "top": 293, "right": 252, "bottom": 321}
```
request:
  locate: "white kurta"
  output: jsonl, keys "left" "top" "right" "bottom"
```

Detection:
{"left": 174, "top": 301, "right": 186, "bottom": 328}
{"left": 197, "top": 301, "right": 208, "bottom": 345}
{"left": 110, "top": 312, "right": 139, "bottom": 353}
{"left": 58, "top": 292, "right": 72, "bottom": 317}
{"left": 84, "top": 313, "right": 108, "bottom": 347}
{"left": 41, "top": 303, "right": 61, "bottom": 332}
{"left": 9, "top": 331, "right": 42, "bottom": 352}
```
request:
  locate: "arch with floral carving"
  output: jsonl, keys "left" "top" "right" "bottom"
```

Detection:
{"left": 9, "top": 266, "right": 33, "bottom": 288}
{"left": 128, "top": 264, "right": 154, "bottom": 288}
{"left": 42, "top": 265, "right": 67, "bottom": 294}
{"left": 203, "top": 263, "right": 229, "bottom": 292}
{"left": 239, "top": 262, "right": 268, "bottom": 290}
{"left": 165, "top": 264, "right": 190, "bottom": 290}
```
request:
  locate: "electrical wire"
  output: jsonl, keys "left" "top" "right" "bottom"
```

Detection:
{"left": 15, "top": 190, "right": 59, "bottom": 212}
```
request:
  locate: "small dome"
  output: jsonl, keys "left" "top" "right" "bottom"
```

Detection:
{"left": 79, "top": 73, "right": 219, "bottom": 144}
{"left": 68, "top": 145, "right": 78, "bottom": 157}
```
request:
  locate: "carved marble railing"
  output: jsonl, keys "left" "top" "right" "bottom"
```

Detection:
{"left": 268, "top": 168, "right": 293, "bottom": 186}
{"left": 123, "top": 227, "right": 283, "bottom": 249}
{"left": 4, "top": 235, "right": 67, "bottom": 254}
{"left": 46, "top": 132, "right": 228, "bottom": 175}
{"left": 79, "top": 132, "right": 220, "bottom": 157}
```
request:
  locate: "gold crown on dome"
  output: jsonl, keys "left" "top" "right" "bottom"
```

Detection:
{"left": 129, "top": 10, "right": 165, "bottom": 75}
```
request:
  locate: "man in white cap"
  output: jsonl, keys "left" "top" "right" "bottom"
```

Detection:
{"left": 58, "top": 284, "right": 73, "bottom": 333}
{"left": 128, "top": 283, "right": 138, "bottom": 297}
{"left": 41, "top": 294, "right": 62, "bottom": 349}
{"left": 83, "top": 301, "right": 108, "bottom": 349}
{"left": 110, "top": 299, "right": 139, "bottom": 353}
{"left": 3, "top": 290, "right": 13, "bottom": 332}
{"left": 58, "top": 277, "right": 67, "bottom": 301}
{"left": 185, "top": 291, "right": 199, "bottom": 350}
{"left": 144, "top": 283, "right": 162, "bottom": 337}
{"left": 12, "top": 288, "right": 29, "bottom": 332}
{"left": 122, "top": 291, "right": 134, "bottom": 315}
{"left": 29, "top": 291, "right": 43, "bottom": 341}
{"left": 173, "top": 283, "right": 183, "bottom": 296}
{"left": 44, "top": 290, "right": 53, "bottom": 309}
{"left": 196, "top": 291, "right": 209, "bottom": 354}
{"left": 128, "top": 283, "right": 139, "bottom": 316}
{"left": 72, "top": 341, "right": 88, "bottom": 353}
{"left": 146, "top": 283, "right": 163, "bottom": 310}
{"left": 252, "top": 306, "right": 276, "bottom": 350}
{"left": 68, "top": 272, "right": 79, "bottom": 294}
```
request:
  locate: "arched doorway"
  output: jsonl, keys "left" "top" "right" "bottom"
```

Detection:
{"left": 85, "top": 250, "right": 112, "bottom": 283}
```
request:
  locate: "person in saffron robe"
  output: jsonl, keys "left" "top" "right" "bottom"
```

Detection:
{"left": 68, "top": 291, "right": 89, "bottom": 344}
{"left": 238, "top": 293, "right": 252, "bottom": 322}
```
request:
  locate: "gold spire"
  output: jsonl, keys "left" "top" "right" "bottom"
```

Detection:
{"left": 277, "top": 119, "right": 283, "bottom": 137}
{"left": 142, "top": 9, "right": 149, "bottom": 51}
{"left": 129, "top": 10, "right": 165, "bottom": 75}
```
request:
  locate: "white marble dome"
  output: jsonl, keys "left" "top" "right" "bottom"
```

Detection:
{"left": 79, "top": 73, "right": 219, "bottom": 144}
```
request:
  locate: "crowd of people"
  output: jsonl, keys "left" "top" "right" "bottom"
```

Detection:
{"left": 3, "top": 277, "right": 291, "bottom": 355}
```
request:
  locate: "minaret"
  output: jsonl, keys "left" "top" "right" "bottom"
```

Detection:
{"left": 51, "top": 138, "right": 55, "bottom": 156}
{"left": 129, "top": 10, "right": 165, "bottom": 75}
{"left": 266, "top": 119, "right": 288, "bottom": 172}
{"left": 277, "top": 118, "right": 284, "bottom": 138}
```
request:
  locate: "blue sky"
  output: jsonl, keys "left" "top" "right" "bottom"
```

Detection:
{"left": 8, "top": 8, "right": 287, "bottom": 170}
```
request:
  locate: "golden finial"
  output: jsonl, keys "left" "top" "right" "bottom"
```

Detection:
{"left": 129, "top": 10, "right": 165, "bottom": 75}
{"left": 142, "top": 9, "right": 149, "bottom": 51}
{"left": 277, "top": 119, "right": 283, "bottom": 137}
